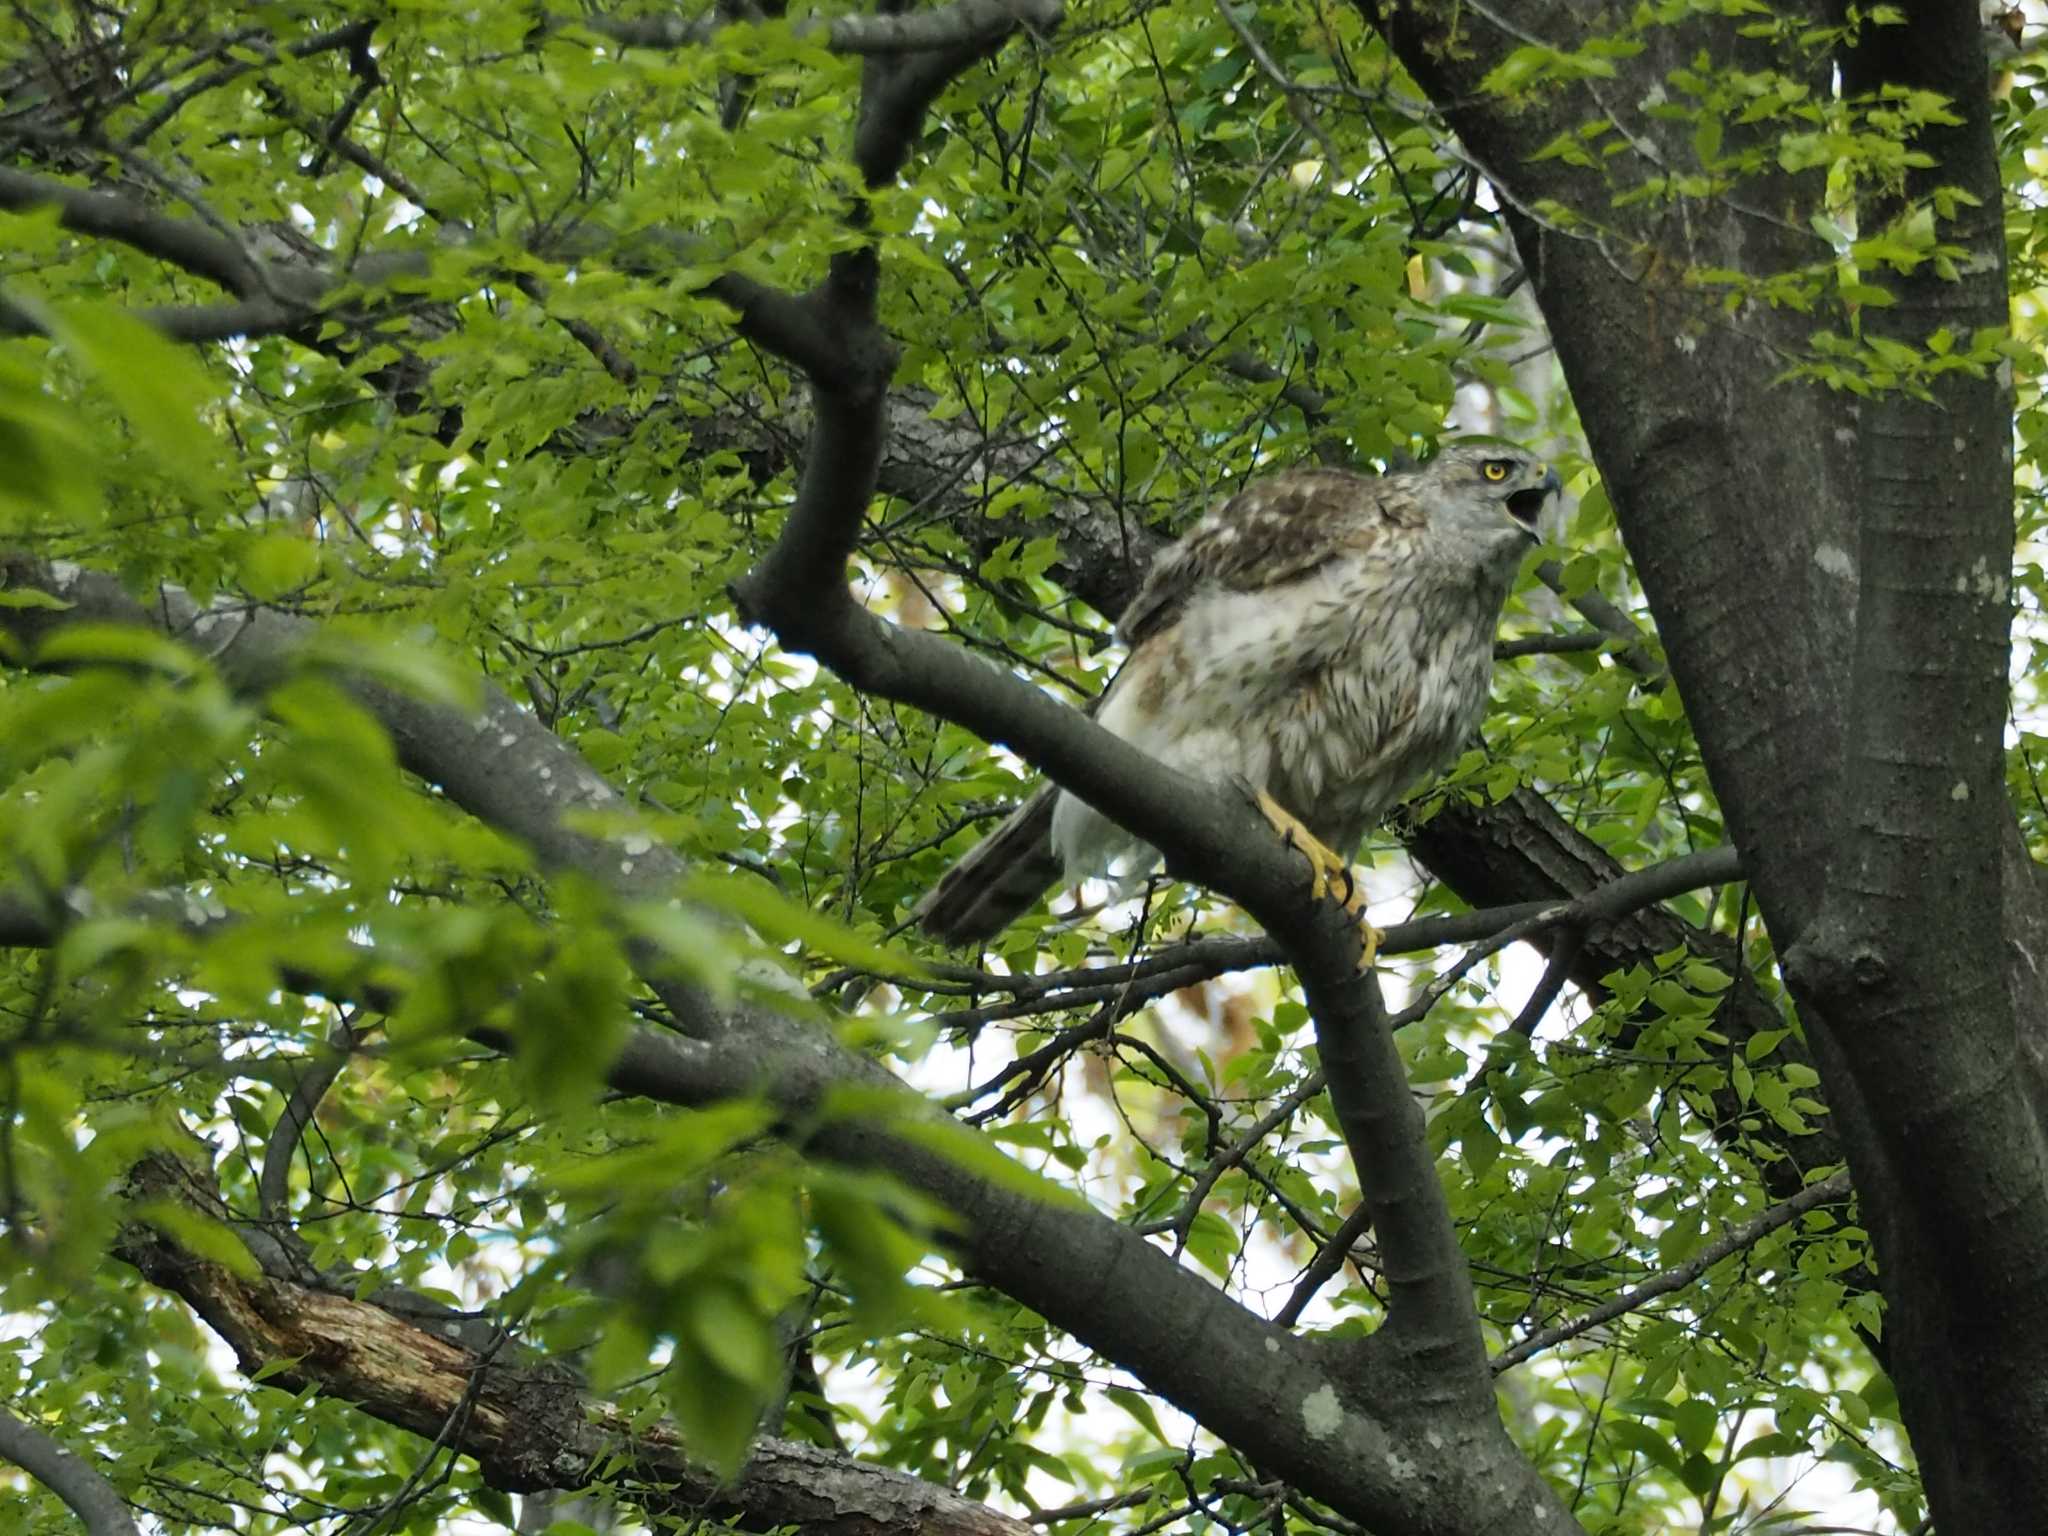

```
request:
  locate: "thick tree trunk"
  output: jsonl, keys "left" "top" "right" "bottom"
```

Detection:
{"left": 1374, "top": 1, "right": 2048, "bottom": 1524}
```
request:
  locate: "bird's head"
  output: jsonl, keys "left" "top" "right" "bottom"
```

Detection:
{"left": 1418, "top": 440, "right": 1563, "bottom": 558}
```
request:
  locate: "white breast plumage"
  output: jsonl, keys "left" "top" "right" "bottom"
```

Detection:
{"left": 1048, "top": 551, "right": 1511, "bottom": 880}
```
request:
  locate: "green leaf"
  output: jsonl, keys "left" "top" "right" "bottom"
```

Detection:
{"left": 128, "top": 1198, "right": 260, "bottom": 1280}
{"left": 1745, "top": 1028, "right": 1790, "bottom": 1061}
{"left": 0, "top": 586, "right": 72, "bottom": 609}
{"left": 31, "top": 622, "right": 198, "bottom": 675}
{"left": 42, "top": 302, "right": 226, "bottom": 495}
{"left": 688, "top": 1285, "right": 780, "bottom": 1389}
{"left": 1107, "top": 1386, "right": 1168, "bottom": 1444}
{"left": 239, "top": 531, "right": 319, "bottom": 600}
{"left": 1608, "top": 1420, "right": 1683, "bottom": 1475}
{"left": 682, "top": 869, "right": 929, "bottom": 977}
{"left": 661, "top": 1348, "right": 761, "bottom": 1478}
{"left": 862, "top": 1106, "right": 1077, "bottom": 1207}
{"left": 809, "top": 1177, "right": 922, "bottom": 1324}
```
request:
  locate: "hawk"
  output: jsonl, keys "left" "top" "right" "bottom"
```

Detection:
{"left": 914, "top": 442, "right": 1562, "bottom": 961}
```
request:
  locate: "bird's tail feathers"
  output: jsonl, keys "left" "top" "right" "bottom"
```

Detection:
{"left": 912, "top": 786, "right": 1064, "bottom": 944}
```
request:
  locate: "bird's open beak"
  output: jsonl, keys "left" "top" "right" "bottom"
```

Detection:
{"left": 1506, "top": 466, "right": 1561, "bottom": 539}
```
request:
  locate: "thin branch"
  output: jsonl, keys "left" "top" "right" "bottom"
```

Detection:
{"left": 1389, "top": 845, "right": 1742, "bottom": 1031}
{"left": 1028, "top": 1489, "right": 1152, "bottom": 1523}
{"left": 257, "top": 1020, "right": 357, "bottom": 1223}
{"left": 1506, "top": 926, "right": 1584, "bottom": 1039}
{"left": 1275, "top": 1202, "right": 1375, "bottom": 1327}
{"left": 1534, "top": 560, "right": 1662, "bottom": 683}
{"left": 1141, "top": 1071, "right": 1328, "bottom": 1245}
{"left": 898, "top": 840, "right": 1734, "bottom": 1026}
{"left": 955, "top": 1002, "right": 1116, "bottom": 1120}
{"left": 1494, "top": 630, "right": 1607, "bottom": 660}
{"left": 1490, "top": 1169, "right": 1855, "bottom": 1372}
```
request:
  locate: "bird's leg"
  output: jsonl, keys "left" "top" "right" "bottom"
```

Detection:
{"left": 1253, "top": 790, "right": 1383, "bottom": 972}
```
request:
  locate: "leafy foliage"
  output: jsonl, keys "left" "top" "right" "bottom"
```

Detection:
{"left": 0, "top": 2, "right": 2034, "bottom": 1534}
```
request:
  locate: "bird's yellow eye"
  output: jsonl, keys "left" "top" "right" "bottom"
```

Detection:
{"left": 1483, "top": 460, "right": 1511, "bottom": 481}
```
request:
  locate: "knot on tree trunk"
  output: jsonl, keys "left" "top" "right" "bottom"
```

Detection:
{"left": 1785, "top": 921, "right": 1894, "bottom": 1001}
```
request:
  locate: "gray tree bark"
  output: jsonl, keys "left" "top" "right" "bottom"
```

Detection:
{"left": 1372, "top": 1, "right": 2048, "bottom": 1524}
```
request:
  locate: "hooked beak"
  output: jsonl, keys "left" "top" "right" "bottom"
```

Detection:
{"left": 1506, "top": 466, "right": 1562, "bottom": 540}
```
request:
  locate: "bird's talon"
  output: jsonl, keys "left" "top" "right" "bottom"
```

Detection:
{"left": 1256, "top": 789, "right": 1377, "bottom": 959}
{"left": 1355, "top": 920, "right": 1385, "bottom": 974}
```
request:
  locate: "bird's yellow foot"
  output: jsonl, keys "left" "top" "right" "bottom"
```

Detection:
{"left": 1254, "top": 790, "right": 1384, "bottom": 972}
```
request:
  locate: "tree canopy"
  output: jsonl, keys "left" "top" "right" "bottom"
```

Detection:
{"left": 0, "top": 3, "right": 2041, "bottom": 1535}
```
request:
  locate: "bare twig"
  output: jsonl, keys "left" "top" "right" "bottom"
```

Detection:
{"left": 1141, "top": 1070, "right": 1330, "bottom": 1246}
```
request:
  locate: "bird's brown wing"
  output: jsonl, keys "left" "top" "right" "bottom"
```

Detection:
{"left": 1116, "top": 466, "right": 1413, "bottom": 646}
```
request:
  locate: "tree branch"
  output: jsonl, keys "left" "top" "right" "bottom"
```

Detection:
{"left": 0, "top": 165, "right": 268, "bottom": 295}
{"left": 117, "top": 1151, "right": 1033, "bottom": 1536}
{"left": 0, "top": 291, "right": 305, "bottom": 342}
{"left": 256, "top": 1020, "right": 356, "bottom": 1223}
{"left": 1276, "top": 1202, "right": 1376, "bottom": 1328}
{"left": 1141, "top": 1070, "right": 1329, "bottom": 1246}
{"left": 0, "top": 1402, "right": 139, "bottom": 1536}
{"left": 1771, "top": 11, "right": 2048, "bottom": 1521}
{"left": 0, "top": 556, "right": 1529, "bottom": 1535}
{"left": 887, "top": 843, "right": 1737, "bottom": 1018}
{"left": 731, "top": 324, "right": 1504, "bottom": 1391}
{"left": 556, "top": 0, "right": 1062, "bottom": 57}
{"left": 708, "top": 72, "right": 1569, "bottom": 1518}
{"left": 1494, "top": 629, "right": 1607, "bottom": 660}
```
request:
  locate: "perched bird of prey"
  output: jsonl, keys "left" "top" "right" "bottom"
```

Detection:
{"left": 913, "top": 442, "right": 1561, "bottom": 961}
